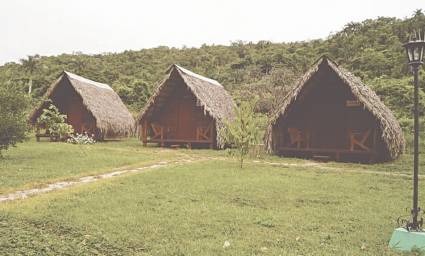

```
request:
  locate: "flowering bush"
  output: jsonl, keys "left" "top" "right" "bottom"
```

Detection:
{"left": 67, "top": 133, "right": 96, "bottom": 145}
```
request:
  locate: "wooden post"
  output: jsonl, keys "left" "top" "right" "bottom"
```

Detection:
{"left": 274, "top": 125, "right": 280, "bottom": 153}
{"left": 372, "top": 127, "right": 377, "bottom": 150}
{"left": 211, "top": 122, "right": 216, "bottom": 149}
{"left": 160, "top": 126, "right": 164, "bottom": 147}
{"left": 36, "top": 126, "right": 40, "bottom": 142}
{"left": 142, "top": 120, "right": 148, "bottom": 146}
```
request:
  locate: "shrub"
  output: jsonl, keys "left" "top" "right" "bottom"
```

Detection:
{"left": 36, "top": 103, "right": 74, "bottom": 139}
{"left": 0, "top": 83, "right": 30, "bottom": 156}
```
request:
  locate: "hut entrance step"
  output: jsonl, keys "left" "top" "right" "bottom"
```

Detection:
{"left": 312, "top": 154, "right": 332, "bottom": 162}
{"left": 36, "top": 133, "right": 60, "bottom": 142}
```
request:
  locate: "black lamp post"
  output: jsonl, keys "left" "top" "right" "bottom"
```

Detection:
{"left": 403, "top": 31, "right": 425, "bottom": 231}
{"left": 389, "top": 30, "right": 425, "bottom": 252}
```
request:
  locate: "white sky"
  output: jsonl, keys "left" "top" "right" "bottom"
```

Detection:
{"left": 1, "top": 0, "right": 423, "bottom": 65}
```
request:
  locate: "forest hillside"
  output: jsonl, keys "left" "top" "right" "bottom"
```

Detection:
{"left": 1, "top": 10, "right": 424, "bottom": 133}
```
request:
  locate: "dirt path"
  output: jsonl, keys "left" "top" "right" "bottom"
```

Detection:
{"left": 0, "top": 157, "right": 203, "bottom": 203}
{"left": 0, "top": 156, "right": 419, "bottom": 203}
{"left": 251, "top": 159, "right": 423, "bottom": 178}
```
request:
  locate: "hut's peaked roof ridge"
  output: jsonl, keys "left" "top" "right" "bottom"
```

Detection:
{"left": 173, "top": 65, "right": 222, "bottom": 87}
{"left": 266, "top": 56, "right": 405, "bottom": 160}
{"left": 64, "top": 71, "right": 113, "bottom": 91}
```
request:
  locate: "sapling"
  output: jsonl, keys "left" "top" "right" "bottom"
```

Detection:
{"left": 222, "top": 100, "right": 262, "bottom": 168}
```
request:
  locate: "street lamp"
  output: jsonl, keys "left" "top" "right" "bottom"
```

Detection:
{"left": 404, "top": 31, "right": 425, "bottom": 231}
{"left": 390, "top": 30, "right": 425, "bottom": 251}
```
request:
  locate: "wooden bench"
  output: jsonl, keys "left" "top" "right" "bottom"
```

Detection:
{"left": 312, "top": 155, "right": 332, "bottom": 162}
{"left": 287, "top": 127, "right": 310, "bottom": 149}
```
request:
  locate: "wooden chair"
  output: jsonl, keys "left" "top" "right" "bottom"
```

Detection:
{"left": 150, "top": 123, "right": 166, "bottom": 147}
{"left": 196, "top": 123, "right": 213, "bottom": 141}
{"left": 348, "top": 129, "right": 371, "bottom": 151}
{"left": 150, "top": 123, "right": 164, "bottom": 140}
{"left": 287, "top": 128, "right": 310, "bottom": 149}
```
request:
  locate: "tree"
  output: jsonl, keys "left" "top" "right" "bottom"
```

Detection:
{"left": 222, "top": 100, "right": 263, "bottom": 168}
{"left": 368, "top": 76, "right": 425, "bottom": 133}
{"left": 0, "top": 82, "right": 30, "bottom": 157}
{"left": 113, "top": 77, "right": 151, "bottom": 110}
{"left": 20, "top": 55, "right": 40, "bottom": 95}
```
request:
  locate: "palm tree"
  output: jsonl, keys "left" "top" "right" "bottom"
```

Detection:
{"left": 20, "top": 55, "right": 40, "bottom": 95}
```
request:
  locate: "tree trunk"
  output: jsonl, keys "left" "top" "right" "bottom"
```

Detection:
{"left": 28, "top": 78, "right": 32, "bottom": 95}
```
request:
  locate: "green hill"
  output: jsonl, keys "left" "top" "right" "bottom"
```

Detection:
{"left": 0, "top": 10, "right": 424, "bottom": 127}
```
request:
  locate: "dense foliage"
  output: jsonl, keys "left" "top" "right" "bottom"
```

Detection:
{"left": 0, "top": 83, "right": 29, "bottom": 156}
{"left": 0, "top": 10, "right": 424, "bottom": 122}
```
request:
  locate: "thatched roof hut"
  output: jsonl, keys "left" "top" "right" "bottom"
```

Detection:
{"left": 265, "top": 56, "right": 404, "bottom": 162}
{"left": 137, "top": 64, "right": 234, "bottom": 149}
{"left": 30, "top": 71, "right": 135, "bottom": 139}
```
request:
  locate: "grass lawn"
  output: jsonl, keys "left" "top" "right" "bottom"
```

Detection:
{"left": 1, "top": 157, "right": 423, "bottom": 255}
{"left": 326, "top": 151, "right": 425, "bottom": 176}
{"left": 1, "top": 137, "right": 422, "bottom": 196}
{"left": 0, "top": 138, "right": 189, "bottom": 194}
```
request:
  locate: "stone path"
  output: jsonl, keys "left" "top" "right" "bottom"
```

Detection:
{"left": 0, "top": 158, "right": 201, "bottom": 203}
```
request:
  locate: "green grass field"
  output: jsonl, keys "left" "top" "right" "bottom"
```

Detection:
{"left": 0, "top": 138, "right": 189, "bottom": 194}
{"left": 0, "top": 139, "right": 424, "bottom": 255}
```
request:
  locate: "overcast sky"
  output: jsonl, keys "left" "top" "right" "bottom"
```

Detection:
{"left": 1, "top": 0, "right": 423, "bottom": 65}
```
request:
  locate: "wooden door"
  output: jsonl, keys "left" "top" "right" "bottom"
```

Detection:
{"left": 177, "top": 99, "right": 195, "bottom": 139}
{"left": 67, "top": 102, "right": 83, "bottom": 133}
{"left": 311, "top": 102, "right": 344, "bottom": 149}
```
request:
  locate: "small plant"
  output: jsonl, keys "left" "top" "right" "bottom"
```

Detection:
{"left": 222, "top": 100, "right": 263, "bottom": 168}
{"left": 52, "top": 123, "right": 74, "bottom": 139}
{"left": 36, "top": 103, "right": 74, "bottom": 139}
{"left": 67, "top": 133, "right": 96, "bottom": 145}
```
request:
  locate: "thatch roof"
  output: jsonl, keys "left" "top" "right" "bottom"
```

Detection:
{"left": 265, "top": 56, "right": 405, "bottom": 160}
{"left": 137, "top": 64, "right": 235, "bottom": 148}
{"left": 30, "top": 71, "right": 135, "bottom": 136}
